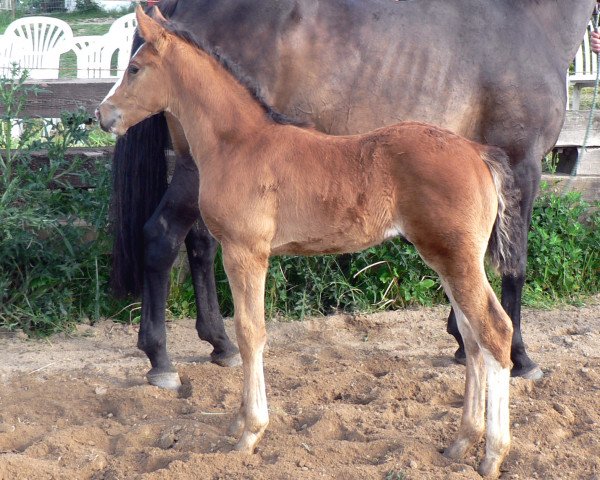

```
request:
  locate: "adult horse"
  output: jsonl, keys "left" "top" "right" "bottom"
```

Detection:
{"left": 110, "top": 0, "right": 595, "bottom": 389}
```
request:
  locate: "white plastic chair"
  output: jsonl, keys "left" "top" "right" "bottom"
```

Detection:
{"left": 569, "top": 20, "right": 597, "bottom": 110}
{"left": 72, "top": 35, "right": 112, "bottom": 78}
{"left": 73, "top": 13, "right": 137, "bottom": 79}
{"left": 105, "top": 13, "right": 137, "bottom": 76}
{"left": 0, "top": 34, "right": 29, "bottom": 77}
{"left": 3, "top": 16, "right": 74, "bottom": 79}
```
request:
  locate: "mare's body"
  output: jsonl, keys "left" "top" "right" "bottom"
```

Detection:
{"left": 98, "top": 9, "right": 524, "bottom": 476}
{"left": 109, "top": 0, "right": 595, "bottom": 381}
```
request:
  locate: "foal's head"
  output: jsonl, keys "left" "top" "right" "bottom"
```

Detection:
{"left": 96, "top": 7, "right": 178, "bottom": 135}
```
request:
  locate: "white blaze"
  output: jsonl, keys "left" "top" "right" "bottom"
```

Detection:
{"left": 101, "top": 44, "right": 144, "bottom": 104}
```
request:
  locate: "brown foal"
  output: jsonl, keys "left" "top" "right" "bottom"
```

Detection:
{"left": 98, "top": 7, "right": 523, "bottom": 477}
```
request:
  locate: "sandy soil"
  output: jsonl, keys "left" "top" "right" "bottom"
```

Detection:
{"left": 0, "top": 299, "right": 599, "bottom": 480}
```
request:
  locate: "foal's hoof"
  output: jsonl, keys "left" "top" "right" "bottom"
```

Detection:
{"left": 227, "top": 415, "right": 245, "bottom": 438}
{"left": 443, "top": 438, "right": 472, "bottom": 461}
{"left": 511, "top": 363, "right": 543, "bottom": 381}
{"left": 453, "top": 347, "right": 467, "bottom": 366}
{"left": 211, "top": 350, "right": 242, "bottom": 368}
{"left": 477, "top": 456, "right": 502, "bottom": 478}
{"left": 146, "top": 370, "right": 181, "bottom": 390}
{"left": 234, "top": 430, "right": 264, "bottom": 454}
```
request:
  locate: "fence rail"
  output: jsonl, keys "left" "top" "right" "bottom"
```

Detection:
{"left": 0, "top": 78, "right": 114, "bottom": 118}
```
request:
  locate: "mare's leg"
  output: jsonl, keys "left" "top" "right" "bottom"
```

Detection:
{"left": 167, "top": 115, "right": 239, "bottom": 370}
{"left": 501, "top": 156, "right": 542, "bottom": 380}
{"left": 446, "top": 308, "right": 466, "bottom": 365}
{"left": 185, "top": 221, "right": 241, "bottom": 366}
{"left": 138, "top": 155, "right": 202, "bottom": 389}
{"left": 221, "top": 244, "right": 270, "bottom": 453}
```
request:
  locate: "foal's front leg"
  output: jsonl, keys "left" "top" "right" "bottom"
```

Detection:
{"left": 221, "top": 244, "right": 270, "bottom": 453}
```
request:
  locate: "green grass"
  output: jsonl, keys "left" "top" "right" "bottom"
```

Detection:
{"left": 385, "top": 470, "right": 407, "bottom": 480}
{"left": 577, "top": 88, "right": 597, "bottom": 109}
{"left": 0, "top": 9, "right": 122, "bottom": 34}
{"left": 86, "top": 125, "right": 115, "bottom": 147}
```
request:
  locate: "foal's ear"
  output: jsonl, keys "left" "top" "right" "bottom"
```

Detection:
{"left": 136, "top": 5, "right": 166, "bottom": 47}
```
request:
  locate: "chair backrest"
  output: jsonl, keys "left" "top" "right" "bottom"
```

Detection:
{"left": 72, "top": 35, "right": 107, "bottom": 79}
{"left": 73, "top": 14, "right": 137, "bottom": 79}
{"left": 4, "top": 16, "right": 74, "bottom": 79}
{"left": 572, "top": 20, "right": 597, "bottom": 78}
{"left": 106, "top": 13, "right": 137, "bottom": 75}
{"left": 0, "top": 34, "right": 29, "bottom": 76}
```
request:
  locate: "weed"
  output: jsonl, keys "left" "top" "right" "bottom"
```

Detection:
{"left": 0, "top": 66, "right": 118, "bottom": 334}
{"left": 524, "top": 183, "right": 599, "bottom": 306}
{"left": 385, "top": 470, "right": 407, "bottom": 480}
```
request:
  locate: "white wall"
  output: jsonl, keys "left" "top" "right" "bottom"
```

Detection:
{"left": 64, "top": 0, "right": 133, "bottom": 12}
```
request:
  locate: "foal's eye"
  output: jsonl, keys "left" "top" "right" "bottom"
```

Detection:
{"left": 128, "top": 65, "right": 140, "bottom": 75}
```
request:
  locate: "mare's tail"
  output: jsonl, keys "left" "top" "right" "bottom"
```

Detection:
{"left": 481, "top": 147, "right": 525, "bottom": 276}
{"left": 109, "top": 0, "right": 180, "bottom": 297}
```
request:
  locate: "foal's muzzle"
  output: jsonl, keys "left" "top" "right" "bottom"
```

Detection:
{"left": 95, "top": 104, "right": 123, "bottom": 135}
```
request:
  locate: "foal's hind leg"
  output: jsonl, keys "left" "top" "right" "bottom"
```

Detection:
{"left": 441, "top": 273, "right": 512, "bottom": 478}
{"left": 443, "top": 303, "right": 486, "bottom": 460}
{"left": 446, "top": 155, "right": 542, "bottom": 380}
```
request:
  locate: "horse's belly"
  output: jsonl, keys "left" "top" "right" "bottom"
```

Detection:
{"left": 270, "top": 226, "right": 388, "bottom": 256}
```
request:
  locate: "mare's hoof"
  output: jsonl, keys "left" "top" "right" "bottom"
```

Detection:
{"left": 211, "top": 350, "right": 242, "bottom": 368}
{"left": 453, "top": 347, "right": 467, "bottom": 366}
{"left": 146, "top": 370, "right": 181, "bottom": 390}
{"left": 511, "top": 363, "right": 543, "bottom": 381}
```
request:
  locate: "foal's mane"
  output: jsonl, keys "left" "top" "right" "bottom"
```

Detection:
{"left": 160, "top": 19, "right": 310, "bottom": 128}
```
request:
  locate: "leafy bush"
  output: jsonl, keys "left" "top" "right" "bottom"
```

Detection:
{"left": 74, "top": 0, "right": 103, "bottom": 14}
{"left": 19, "top": 0, "right": 66, "bottom": 14}
{"left": 525, "top": 183, "right": 599, "bottom": 305}
{"left": 0, "top": 67, "right": 115, "bottom": 334}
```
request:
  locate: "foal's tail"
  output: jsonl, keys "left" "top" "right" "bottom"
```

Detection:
{"left": 481, "top": 147, "right": 525, "bottom": 276}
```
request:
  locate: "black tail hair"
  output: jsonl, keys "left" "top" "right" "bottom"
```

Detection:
{"left": 481, "top": 147, "right": 526, "bottom": 276}
{"left": 109, "top": 0, "right": 179, "bottom": 297}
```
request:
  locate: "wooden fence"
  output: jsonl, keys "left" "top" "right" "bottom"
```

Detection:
{"left": 0, "top": 79, "right": 114, "bottom": 118}
{"left": 1, "top": 79, "right": 599, "bottom": 199}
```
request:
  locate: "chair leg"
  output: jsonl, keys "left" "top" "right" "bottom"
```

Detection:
{"left": 572, "top": 85, "right": 582, "bottom": 110}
